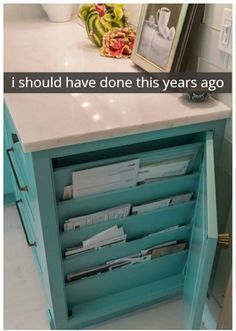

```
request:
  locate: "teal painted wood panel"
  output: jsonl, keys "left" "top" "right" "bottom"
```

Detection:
{"left": 57, "top": 173, "right": 200, "bottom": 226}
{"left": 4, "top": 119, "right": 15, "bottom": 204}
{"left": 183, "top": 131, "right": 218, "bottom": 329}
{"left": 61, "top": 201, "right": 195, "bottom": 250}
{"left": 54, "top": 141, "right": 203, "bottom": 201}
{"left": 4, "top": 105, "right": 56, "bottom": 318}
{"left": 4, "top": 105, "right": 39, "bottom": 217}
{"left": 66, "top": 250, "right": 188, "bottom": 307}
{"left": 64, "top": 225, "right": 191, "bottom": 275}
{"left": 69, "top": 274, "right": 184, "bottom": 329}
{"left": 31, "top": 153, "right": 70, "bottom": 329}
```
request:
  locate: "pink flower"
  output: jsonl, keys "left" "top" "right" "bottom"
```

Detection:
{"left": 100, "top": 27, "right": 136, "bottom": 59}
{"left": 95, "top": 4, "right": 106, "bottom": 17}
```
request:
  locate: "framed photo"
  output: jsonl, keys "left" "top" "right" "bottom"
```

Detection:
{"left": 132, "top": 4, "right": 204, "bottom": 72}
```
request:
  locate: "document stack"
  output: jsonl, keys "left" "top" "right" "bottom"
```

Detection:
{"left": 64, "top": 204, "right": 131, "bottom": 231}
{"left": 138, "top": 156, "right": 191, "bottom": 183}
{"left": 65, "top": 226, "right": 127, "bottom": 257}
{"left": 72, "top": 159, "right": 140, "bottom": 198}
{"left": 66, "top": 238, "right": 187, "bottom": 282}
{"left": 62, "top": 154, "right": 194, "bottom": 200}
{"left": 132, "top": 192, "right": 193, "bottom": 215}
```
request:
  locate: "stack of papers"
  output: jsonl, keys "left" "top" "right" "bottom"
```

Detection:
{"left": 132, "top": 192, "right": 193, "bottom": 215}
{"left": 138, "top": 156, "right": 191, "bottom": 183}
{"left": 141, "top": 241, "right": 187, "bottom": 259}
{"left": 66, "top": 255, "right": 150, "bottom": 282}
{"left": 63, "top": 155, "right": 194, "bottom": 201}
{"left": 64, "top": 204, "right": 131, "bottom": 231}
{"left": 72, "top": 159, "right": 140, "bottom": 198}
{"left": 65, "top": 226, "right": 126, "bottom": 257}
{"left": 66, "top": 238, "right": 187, "bottom": 282}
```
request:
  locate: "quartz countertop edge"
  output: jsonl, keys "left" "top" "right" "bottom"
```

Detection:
{"left": 4, "top": 18, "right": 231, "bottom": 153}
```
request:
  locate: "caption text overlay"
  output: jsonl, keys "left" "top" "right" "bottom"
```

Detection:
{"left": 4, "top": 72, "right": 232, "bottom": 93}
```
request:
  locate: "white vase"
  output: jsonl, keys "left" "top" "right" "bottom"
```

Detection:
{"left": 42, "top": 4, "right": 75, "bottom": 22}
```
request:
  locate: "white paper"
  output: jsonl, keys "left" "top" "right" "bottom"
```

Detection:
{"left": 141, "top": 241, "right": 177, "bottom": 256}
{"left": 107, "top": 255, "right": 151, "bottom": 266}
{"left": 65, "top": 236, "right": 127, "bottom": 257}
{"left": 138, "top": 157, "right": 190, "bottom": 183}
{"left": 132, "top": 198, "right": 171, "bottom": 215}
{"left": 64, "top": 204, "right": 131, "bottom": 231}
{"left": 83, "top": 226, "right": 124, "bottom": 247}
{"left": 63, "top": 185, "right": 73, "bottom": 200}
{"left": 132, "top": 192, "right": 193, "bottom": 215}
{"left": 67, "top": 254, "right": 151, "bottom": 281}
{"left": 65, "top": 226, "right": 127, "bottom": 257}
{"left": 72, "top": 159, "right": 140, "bottom": 198}
{"left": 170, "top": 192, "right": 193, "bottom": 205}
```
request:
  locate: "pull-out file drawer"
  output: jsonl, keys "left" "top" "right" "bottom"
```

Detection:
{"left": 5, "top": 101, "right": 222, "bottom": 331}
{"left": 43, "top": 130, "right": 217, "bottom": 330}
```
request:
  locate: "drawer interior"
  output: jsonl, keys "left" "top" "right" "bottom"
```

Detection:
{"left": 66, "top": 250, "right": 188, "bottom": 306}
{"left": 52, "top": 131, "right": 204, "bottom": 169}
{"left": 61, "top": 202, "right": 195, "bottom": 252}
{"left": 67, "top": 273, "right": 184, "bottom": 329}
{"left": 50, "top": 133, "right": 210, "bottom": 324}
{"left": 53, "top": 141, "right": 203, "bottom": 202}
{"left": 63, "top": 224, "right": 191, "bottom": 274}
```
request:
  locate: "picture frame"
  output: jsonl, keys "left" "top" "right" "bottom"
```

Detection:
{"left": 131, "top": 4, "right": 205, "bottom": 73}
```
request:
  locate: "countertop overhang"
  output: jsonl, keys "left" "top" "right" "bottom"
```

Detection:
{"left": 4, "top": 19, "right": 231, "bottom": 152}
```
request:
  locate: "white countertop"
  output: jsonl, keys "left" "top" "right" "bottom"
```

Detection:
{"left": 4, "top": 19, "right": 231, "bottom": 152}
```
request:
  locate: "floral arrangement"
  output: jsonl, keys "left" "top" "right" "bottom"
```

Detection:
{"left": 79, "top": 4, "right": 136, "bottom": 58}
{"left": 79, "top": 4, "right": 128, "bottom": 48}
{"left": 100, "top": 27, "right": 136, "bottom": 58}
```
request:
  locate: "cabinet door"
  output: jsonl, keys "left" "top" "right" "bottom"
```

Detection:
{"left": 183, "top": 131, "right": 218, "bottom": 329}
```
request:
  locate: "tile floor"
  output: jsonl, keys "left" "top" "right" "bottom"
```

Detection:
{"left": 4, "top": 205, "right": 215, "bottom": 330}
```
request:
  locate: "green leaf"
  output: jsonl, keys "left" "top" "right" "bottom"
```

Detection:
{"left": 79, "top": 4, "right": 93, "bottom": 21}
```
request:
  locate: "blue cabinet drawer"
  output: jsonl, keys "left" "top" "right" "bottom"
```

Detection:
{"left": 4, "top": 104, "right": 29, "bottom": 181}
{"left": 4, "top": 107, "right": 39, "bottom": 227}
{"left": 4, "top": 111, "right": 220, "bottom": 330}
{"left": 45, "top": 131, "right": 218, "bottom": 330}
{"left": 15, "top": 197, "right": 44, "bottom": 278}
{"left": 6, "top": 143, "right": 40, "bottom": 230}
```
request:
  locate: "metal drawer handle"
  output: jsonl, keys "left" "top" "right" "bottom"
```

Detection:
{"left": 16, "top": 199, "right": 37, "bottom": 247}
{"left": 6, "top": 147, "right": 28, "bottom": 192}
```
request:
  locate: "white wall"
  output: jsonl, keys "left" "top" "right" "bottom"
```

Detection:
{"left": 4, "top": 4, "right": 142, "bottom": 27}
{"left": 190, "top": 4, "right": 232, "bottom": 142}
{"left": 125, "top": 4, "right": 142, "bottom": 27}
{"left": 4, "top": 4, "right": 46, "bottom": 19}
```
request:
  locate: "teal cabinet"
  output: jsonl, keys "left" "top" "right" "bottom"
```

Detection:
{"left": 4, "top": 120, "right": 15, "bottom": 204}
{"left": 4, "top": 103, "right": 226, "bottom": 330}
{"left": 183, "top": 132, "right": 218, "bottom": 329}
